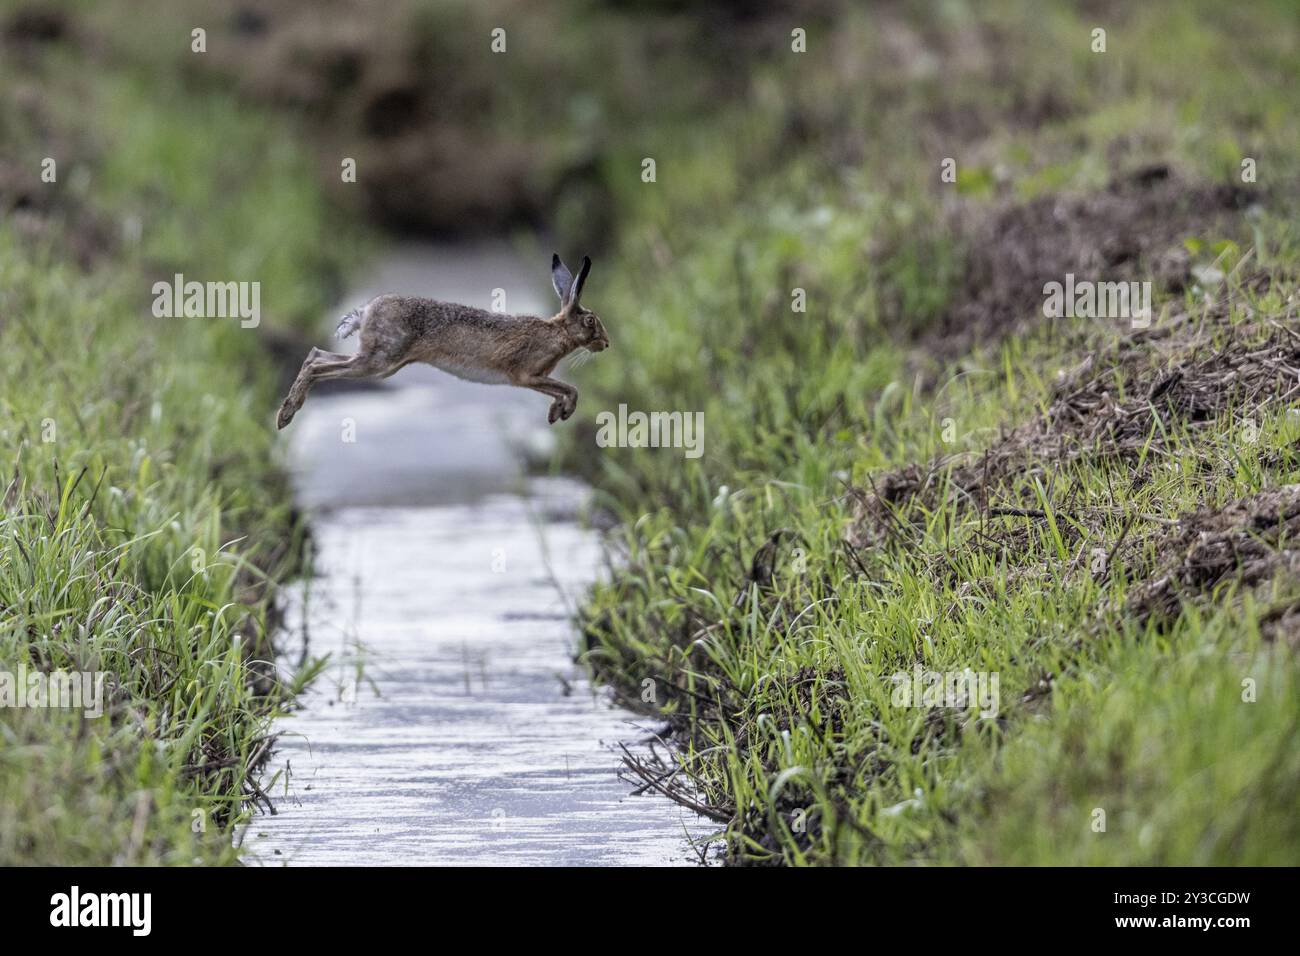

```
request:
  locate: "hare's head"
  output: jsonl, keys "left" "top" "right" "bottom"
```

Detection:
{"left": 552, "top": 253, "right": 609, "bottom": 352}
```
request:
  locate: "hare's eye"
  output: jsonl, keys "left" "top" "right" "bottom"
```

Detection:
{"left": 584, "top": 314, "right": 596, "bottom": 329}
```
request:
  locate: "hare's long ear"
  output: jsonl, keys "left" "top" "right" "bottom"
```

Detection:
{"left": 551, "top": 253, "right": 574, "bottom": 304}
{"left": 568, "top": 256, "right": 592, "bottom": 307}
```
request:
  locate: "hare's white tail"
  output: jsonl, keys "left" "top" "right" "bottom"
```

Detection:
{"left": 336, "top": 307, "right": 364, "bottom": 339}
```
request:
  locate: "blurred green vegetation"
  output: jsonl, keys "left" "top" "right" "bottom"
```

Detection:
{"left": 0, "top": 29, "right": 358, "bottom": 862}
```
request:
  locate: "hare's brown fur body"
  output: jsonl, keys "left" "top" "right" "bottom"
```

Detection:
{"left": 276, "top": 254, "right": 608, "bottom": 430}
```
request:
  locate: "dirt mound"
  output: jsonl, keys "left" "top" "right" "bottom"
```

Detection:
{"left": 921, "top": 166, "right": 1256, "bottom": 358}
{"left": 3, "top": 5, "right": 69, "bottom": 45}
{"left": 851, "top": 271, "right": 1297, "bottom": 550}
{"left": 851, "top": 267, "right": 1300, "bottom": 634}
{"left": 1127, "top": 485, "right": 1300, "bottom": 633}
{"left": 181, "top": 1, "right": 554, "bottom": 237}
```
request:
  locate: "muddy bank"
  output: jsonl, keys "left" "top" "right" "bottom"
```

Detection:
{"left": 893, "top": 166, "right": 1260, "bottom": 361}
{"left": 851, "top": 269, "right": 1300, "bottom": 628}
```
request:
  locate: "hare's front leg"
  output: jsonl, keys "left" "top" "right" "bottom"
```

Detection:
{"left": 514, "top": 375, "right": 578, "bottom": 424}
{"left": 549, "top": 385, "right": 578, "bottom": 424}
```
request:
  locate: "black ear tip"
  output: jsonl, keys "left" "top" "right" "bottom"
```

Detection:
{"left": 582, "top": 255, "right": 592, "bottom": 268}
{"left": 551, "top": 253, "right": 561, "bottom": 266}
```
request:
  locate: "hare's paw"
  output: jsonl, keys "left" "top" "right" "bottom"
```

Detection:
{"left": 547, "top": 400, "right": 563, "bottom": 425}
{"left": 560, "top": 393, "right": 577, "bottom": 421}
{"left": 276, "top": 396, "right": 300, "bottom": 430}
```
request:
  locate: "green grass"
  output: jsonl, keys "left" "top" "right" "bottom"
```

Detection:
{"left": 567, "top": 0, "right": 1300, "bottom": 865}
{"left": 0, "top": 47, "right": 354, "bottom": 862}
{"left": 4, "top": 0, "right": 1296, "bottom": 867}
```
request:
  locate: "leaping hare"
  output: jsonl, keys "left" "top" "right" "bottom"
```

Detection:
{"left": 276, "top": 254, "right": 609, "bottom": 430}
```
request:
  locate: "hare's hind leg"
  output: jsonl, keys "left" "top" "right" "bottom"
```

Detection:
{"left": 277, "top": 347, "right": 333, "bottom": 429}
{"left": 276, "top": 348, "right": 398, "bottom": 429}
